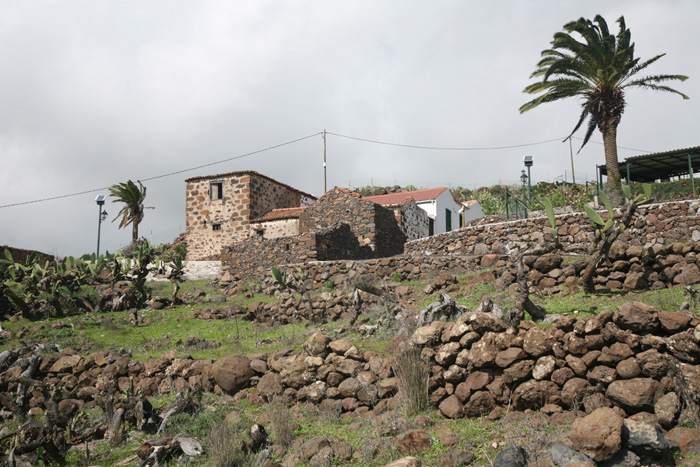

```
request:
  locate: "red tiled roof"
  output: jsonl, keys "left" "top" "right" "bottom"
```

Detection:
{"left": 382, "top": 197, "right": 415, "bottom": 209}
{"left": 252, "top": 206, "right": 307, "bottom": 222}
{"left": 364, "top": 187, "right": 448, "bottom": 205}
{"left": 184, "top": 170, "right": 316, "bottom": 200}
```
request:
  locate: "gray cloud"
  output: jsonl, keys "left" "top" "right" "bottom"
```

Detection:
{"left": 0, "top": 0, "right": 697, "bottom": 256}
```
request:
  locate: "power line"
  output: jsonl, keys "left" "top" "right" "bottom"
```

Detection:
{"left": 0, "top": 132, "right": 322, "bottom": 209}
{"left": 570, "top": 136, "right": 652, "bottom": 154}
{"left": 327, "top": 131, "right": 567, "bottom": 151}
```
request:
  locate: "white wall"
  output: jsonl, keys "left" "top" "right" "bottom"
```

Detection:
{"left": 416, "top": 189, "right": 463, "bottom": 235}
{"left": 461, "top": 201, "right": 485, "bottom": 224}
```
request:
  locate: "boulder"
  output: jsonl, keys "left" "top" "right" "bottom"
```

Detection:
{"left": 211, "top": 356, "right": 254, "bottom": 394}
{"left": 256, "top": 373, "right": 283, "bottom": 398}
{"left": 549, "top": 444, "right": 595, "bottom": 467}
{"left": 654, "top": 392, "right": 680, "bottom": 428}
{"left": 304, "top": 333, "right": 331, "bottom": 357}
{"left": 395, "top": 430, "right": 431, "bottom": 454}
{"left": 512, "top": 380, "right": 560, "bottom": 410}
{"left": 463, "top": 391, "right": 495, "bottom": 418}
{"left": 438, "top": 395, "right": 463, "bottom": 419}
{"left": 666, "top": 427, "right": 700, "bottom": 455}
{"left": 613, "top": 302, "right": 658, "bottom": 333}
{"left": 495, "top": 347, "right": 527, "bottom": 368}
{"left": 606, "top": 378, "right": 661, "bottom": 413}
{"left": 622, "top": 419, "right": 679, "bottom": 458}
{"left": 493, "top": 444, "right": 528, "bottom": 467}
{"left": 569, "top": 407, "right": 624, "bottom": 463}
{"left": 658, "top": 311, "right": 692, "bottom": 333}
{"left": 523, "top": 327, "right": 556, "bottom": 357}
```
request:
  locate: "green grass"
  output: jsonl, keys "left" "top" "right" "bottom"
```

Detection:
{"left": 0, "top": 301, "right": 310, "bottom": 361}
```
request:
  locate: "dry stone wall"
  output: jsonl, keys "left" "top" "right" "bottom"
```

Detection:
{"left": 406, "top": 200, "right": 700, "bottom": 257}
{"left": 9, "top": 306, "right": 697, "bottom": 427}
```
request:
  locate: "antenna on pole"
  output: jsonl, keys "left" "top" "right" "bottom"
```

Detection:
{"left": 323, "top": 129, "right": 327, "bottom": 193}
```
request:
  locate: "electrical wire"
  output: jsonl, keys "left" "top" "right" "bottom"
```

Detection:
{"left": 570, "top": 136, "right": 652, "bottom": 154}
{"left": 326, "top": 131, "right": 567, "bottom": 151}
{"left": 0, "top": 132, "right": 322, "bottom": 209}
{"left": 0, "top": 130, "right": 654, "bottom": 210}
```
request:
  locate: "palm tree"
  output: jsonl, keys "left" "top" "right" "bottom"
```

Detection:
{"left": 110, "top": 180, "right": 147, "bottom": 243}
{"left": 520, "top": 15, "right": 688, "bottom": 192}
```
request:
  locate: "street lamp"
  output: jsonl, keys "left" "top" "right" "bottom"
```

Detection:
{"left": 95, "top": 195, "right": 108, "bottom": 259}
{"left": 523, "top": 155, "right": 534, "bottom": 205}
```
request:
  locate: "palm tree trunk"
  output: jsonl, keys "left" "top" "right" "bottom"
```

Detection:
{"left": 602, "top": 124, "right": 621, "bottom": 189}
{"left": 132, "top": 223, "right": 138, "bottom": 244}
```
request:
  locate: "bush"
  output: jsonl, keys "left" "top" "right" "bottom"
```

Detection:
{"left": 268, "top": 401, "right": 294, "bottom": 447}
{"left": 207, "top": 422, "right": 250, "bottom": 467}
{"left": 392, "top": 345, "right": 429, "bottom": 416}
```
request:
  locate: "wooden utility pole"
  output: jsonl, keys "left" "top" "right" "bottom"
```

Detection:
{"left": 323, "top": 129, "right": 327, "bottom": 193}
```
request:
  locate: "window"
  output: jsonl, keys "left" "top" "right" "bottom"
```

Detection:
{"left": 212, "top": 223, "right": 221, "bottom": 231}
{"left": 445, "top": 209, "right": 452, "bottom": 232}
{"left": 255, "top": 229, "right": 264, "bottom": 237}
{"left": 210, "top": 181, "right": 223, "bottom": 200}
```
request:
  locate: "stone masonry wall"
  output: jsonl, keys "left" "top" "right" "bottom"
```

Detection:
{"left": 399, "top": 199, "right": 430, "bottom": 241}
{"left": 299, "top": 189, "right": 377, "bottom": 248}
{"left": 185, "top": 172, "right": 312, "bottom": 260}
{"left": 406, "top": 200, "right": 700, "bottom": 257}
{"left": 221, "top": 233, "right": 319, "bottom": 282}
{"left": 221, "top": 252, "right": 481, "bottom": 288}
{"left": 249, "top": 175, "right": 307, "bottom": 220}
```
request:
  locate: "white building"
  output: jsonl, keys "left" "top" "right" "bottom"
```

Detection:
{"left": 460, "top": 200, "right": 485, "bottom": 224}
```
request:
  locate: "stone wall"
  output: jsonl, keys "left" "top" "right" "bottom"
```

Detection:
{"left": 185, "top": 171, "right": 314, "bottom": 260}
{"left": 221, "top": 252, "right": 481, "bottom": 288}
{"left": 399, "top": 199, "right": 430, "bottom": 241}
{"left": 221, "top": 233, "right": 318, "bottom": 282}
{"left": 300, "top": 188, "right": 405, "bottom": 258}
{"left": 406, "top": 200, "right": 700, "bottom": 257}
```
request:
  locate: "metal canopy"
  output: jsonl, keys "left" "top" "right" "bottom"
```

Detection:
{"left": 598, "top": 146, "right": 700, "bottom": 182}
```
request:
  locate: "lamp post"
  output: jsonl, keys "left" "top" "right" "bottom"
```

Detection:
{"left": 95, "top": 195, "right": 108, "bottom": 259}
{"left": 523, "top": 155, "right": 534, "bottom": 205}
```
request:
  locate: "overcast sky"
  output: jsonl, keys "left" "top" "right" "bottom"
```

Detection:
{"left": 1, "top": 0, "right": 697, "bottom": 257}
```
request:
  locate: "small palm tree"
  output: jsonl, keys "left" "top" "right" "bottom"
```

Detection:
{"left": 110, "top": 180, "right": 147, "bottom": 243}
{"left": 520, "top": 15, "right": 689, "bottom": 191}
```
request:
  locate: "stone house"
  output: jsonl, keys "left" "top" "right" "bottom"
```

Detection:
{"left": 365, "top": 187, "right": 470, "bottom": 237}
{"left": 220, "top": 187, "right": 407, "bottom": 282}
{"left": 184, "top": 171, "right": 316, "bottom": 260}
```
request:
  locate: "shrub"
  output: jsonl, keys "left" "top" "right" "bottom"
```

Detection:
{"left": 207, "top": 422, "right": 249, "bottom": 467}
{"left": 268, "top": 401, "right": 294, "bottom": 447}
{"left": 392, "top": 345, "right": 429, "bottom": 416}
{"left": 323, "top": 278, "right": 335, "bottom": 292}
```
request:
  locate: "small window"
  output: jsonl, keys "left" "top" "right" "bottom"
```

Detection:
{"left": 255, "top": 229, "right": 264, "bottom": 237}
{"left": 210, "top": 181, "right": 224, "bottom": 200}
{"left": 212, "top": 223, "right": 222, "bottom": 231}
{"left": 284, "top": 244, "right": 290, "bottom": 251}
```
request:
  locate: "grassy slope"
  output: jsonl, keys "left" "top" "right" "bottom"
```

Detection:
{"left": 2, "top": 273, "right": 698, "bottom": 466}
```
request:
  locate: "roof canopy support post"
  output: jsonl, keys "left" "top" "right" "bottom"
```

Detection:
{"left": 689, "top": 154, "right": 696, "bottom": 196}
{"left": 626, "top": 163, "right": 631, "bottom": 185}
